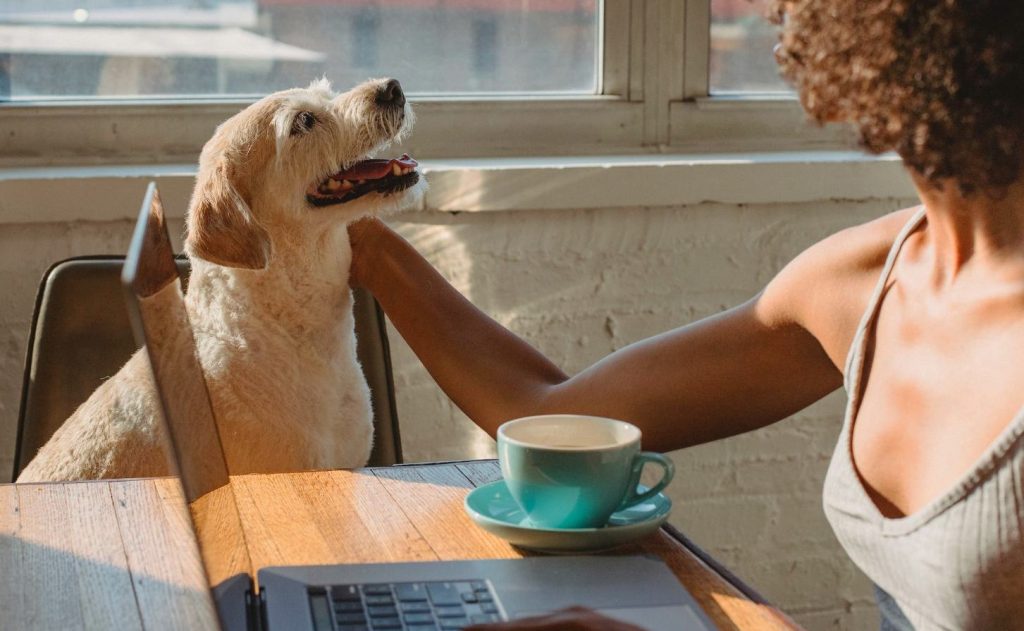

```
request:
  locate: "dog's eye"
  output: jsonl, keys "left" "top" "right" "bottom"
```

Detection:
{"left": 291, "top": 111, "right": 317, "bottom": 136}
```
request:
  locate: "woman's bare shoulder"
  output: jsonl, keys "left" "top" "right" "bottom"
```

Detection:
{"left": 758, "top": 206, "right": 920, "bottom": 367}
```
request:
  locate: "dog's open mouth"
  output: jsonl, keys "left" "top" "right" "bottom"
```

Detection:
{"left": 307, "top": 154, "right": 419, "bottom": 207}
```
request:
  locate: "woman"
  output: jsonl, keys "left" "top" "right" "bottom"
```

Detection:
{"left": 348, "top": 0, "right": 1024, "bottom": 628}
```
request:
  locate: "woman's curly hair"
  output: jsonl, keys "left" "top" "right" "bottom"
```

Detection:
{"left": 770, "top": 0, "right": 1024, "bottom": 195}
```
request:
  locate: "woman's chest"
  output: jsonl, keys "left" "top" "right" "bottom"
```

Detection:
{"left": 852, "top": 298, "right": 1024, "bottom": 518}
{"left": 823, "top": 464, "right": 1024, "bottom": 630}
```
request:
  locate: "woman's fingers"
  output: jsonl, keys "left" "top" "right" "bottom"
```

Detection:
{"left": 465, "top": 606, "right": 645, "bottom": 630}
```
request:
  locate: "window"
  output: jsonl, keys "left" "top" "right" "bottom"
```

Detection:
{"left": 471, "top": 18, "right": 499, "bottom": 82}
{"left": 0, "top": 0, "right": 851, "bottom": 168}
{"left": 710, "top": 0, "right": 789, "bottom": 94}
{"left": 352, "top": 8, "right": 381, "bottom": 71}
{"left": 0, "top": 0, "right": 600, "bottom": 99}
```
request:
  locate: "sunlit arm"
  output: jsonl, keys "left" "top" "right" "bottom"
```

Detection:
{"left": 349, "top": 218, "right": 844, "bottom": 453}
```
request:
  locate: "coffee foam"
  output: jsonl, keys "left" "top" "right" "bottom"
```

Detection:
{"left": 501, "top": 415, "right": 639, "bottom": 450}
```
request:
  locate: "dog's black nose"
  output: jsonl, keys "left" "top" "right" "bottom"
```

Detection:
{"left": 376, "top": 79, "right": 405, "bottom": 109}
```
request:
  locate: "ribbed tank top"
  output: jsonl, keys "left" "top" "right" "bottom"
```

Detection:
{"left": 823, "top": 208, "right": 1024, "bottom": 630}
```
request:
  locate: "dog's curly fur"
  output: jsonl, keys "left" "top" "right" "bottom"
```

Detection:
{"left": 18, "top": 78, "right": 426, "bottom": 482}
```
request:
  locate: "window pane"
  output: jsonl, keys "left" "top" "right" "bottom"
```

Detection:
{"left": 0, "top": 0, "right": 600, "bottom": 101}
{"left": 710, "top": 0, "right": 790, "bottom": 94}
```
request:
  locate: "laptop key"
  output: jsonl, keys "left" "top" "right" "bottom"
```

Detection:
{"left": 407, "top": 626, "right": 438, "bottom": 631}
{"left": 336, "top": 613, "right": 368, "bottom": 624}
{"left": 367, "top": 605, "right": 397, "bottom": 617}
{"left": 480, "top": 602, "right": 498, "bottom": 614}
{"left": 460, "top": 592, "right": 478, "bottom": 604}
{"left": 434, "top": 605, "right": 466, "bottom": 618}
{"left": 309, "top": 593, "right": 333, "bottom": 631}
{"left": 427, "top": 582, "right": 462, "bottom": 606}
{"left": 404, "top": 612, "right": 436, "bottom": 625}
{"left": 470, "top": 614, "right": 501, "bottom": 624}
{"left": 332, "top": 585, "right": 362, "bottom": 601}
{"left": 395, "top": 583, "right": 429, "bottom": 602}
{"left": 400, "top": 601, "right": 432, "bottom": 613}
{"left": 335, "top": 601, "right": 365, "bottom": 613}
{"left": 363, "top": 584, "right": 393, "bottom": 596}
{"left": 440, "top": 618, "right": 470, "bottom": 630}
{"left": 337, "top": 626, "right": 369, "bottom": 631}
{"left": 370, "top": 616, "right": 402, "bottom": 629}
{"left": 365, "top": 595, "right": 394, "bottom": 606}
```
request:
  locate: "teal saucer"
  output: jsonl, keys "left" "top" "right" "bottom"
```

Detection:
{"left": 464, "top": 480, "right": 672, "bottom": 554}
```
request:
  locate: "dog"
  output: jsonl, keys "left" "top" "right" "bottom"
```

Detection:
{"left": 17, "top": 78, "right": 425, "bottom": 482}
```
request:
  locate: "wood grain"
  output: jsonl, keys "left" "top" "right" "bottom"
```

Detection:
{"left": 0, "top": 484, "right": 26, "bottom": 631}
{"left": 63, "top": 482, "right": 144, "bottom": 631}
{"left": 16, "top": 483, "right": 85, "bottom": 629}
{"left": 374, "top": 464, "right": 520, "bottom": 560}
{"left": 291, "top": 470, "right": 437, "bottom": 564}
{"left": 230, "top": 471, "right": 335, "bottom": 570}
{"left": 456, "top": 460, "right": 503, "bottom": 487}
{"left": 111, "top": 479, "right": 220, "bottom": 631}
{"left": 2, "top": 463, "right": 801, "bottom": 630}
{"left": 188, "top": 484, "right": 252, "bottom": 588}
{"left": 634, "top": 531, "right": 800, "bottom": 630}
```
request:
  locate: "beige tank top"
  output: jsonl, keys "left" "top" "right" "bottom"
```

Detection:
{"left": 823, "top": 208, "right": 1024, "bottom": 630}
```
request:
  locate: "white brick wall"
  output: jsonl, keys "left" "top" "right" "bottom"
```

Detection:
{"left": 0, "top": 197, "right": 917, "bottom": 629}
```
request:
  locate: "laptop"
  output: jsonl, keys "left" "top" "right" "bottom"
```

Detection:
{"left": 122, "top": 182, "right": 718, "bottom": 631}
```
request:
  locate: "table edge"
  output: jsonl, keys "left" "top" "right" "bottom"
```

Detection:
{"left": 4, "top": 460, "right": 782, "bottom": 615}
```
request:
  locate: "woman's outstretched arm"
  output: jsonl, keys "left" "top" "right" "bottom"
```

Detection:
{"left": 349, "top": 217, "right": 852, "bottom": 453}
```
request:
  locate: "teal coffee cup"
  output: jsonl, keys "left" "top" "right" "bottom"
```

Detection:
{"left": 497, "top": 414, "right": 675, "bottom": 529}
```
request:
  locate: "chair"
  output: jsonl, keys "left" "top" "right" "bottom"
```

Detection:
{"left": 12, "top": 254, "right": 402, "bottom": 481}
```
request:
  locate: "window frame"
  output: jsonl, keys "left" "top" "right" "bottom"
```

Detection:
{"left": 0, "top": 0, "right": 853, "bottom": 169}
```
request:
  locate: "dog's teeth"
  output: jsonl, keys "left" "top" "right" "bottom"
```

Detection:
{"left": 341, "top": 179, "right": 354, "bottom": 190}
{"left": 356, "top": 179, "right": 365, "bottom": 185}
{"left": 326, "top": 179, "right": 341, "bottom": 191}
{"left": 392, "top": 163, "right": 402, "bottom": 177}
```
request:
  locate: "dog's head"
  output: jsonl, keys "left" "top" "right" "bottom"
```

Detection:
{"left": 185, "top": 77, "right": 424, "bottom": 270}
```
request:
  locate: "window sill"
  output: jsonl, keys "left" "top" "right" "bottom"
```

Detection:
{"left": 0, "top": 151, "right": 916, "bottom": 225}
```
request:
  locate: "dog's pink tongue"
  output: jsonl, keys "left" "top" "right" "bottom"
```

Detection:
{"left": 333, "top": 154, "right": 417, "bottom": 181}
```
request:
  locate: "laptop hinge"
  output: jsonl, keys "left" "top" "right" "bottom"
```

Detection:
{"left": 245, "top": 587, "right": 267, "bottom": 631}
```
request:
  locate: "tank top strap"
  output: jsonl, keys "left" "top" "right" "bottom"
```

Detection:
{"left": 843, "top": 207, "right": 928, "bottom": 394}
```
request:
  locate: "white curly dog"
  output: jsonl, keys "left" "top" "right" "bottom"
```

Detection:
{"left": 18, "top": 78, "right": 425, "bottom": 482}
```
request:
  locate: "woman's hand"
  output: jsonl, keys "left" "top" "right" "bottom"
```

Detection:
{"left": 347, "top": 216, "right": 387, "bottom": 289}
{"left": 466, "top": 607, "right": 644, "bottom": 631}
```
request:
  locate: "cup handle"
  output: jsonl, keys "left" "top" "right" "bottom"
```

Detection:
{"left": 618, "top": 452, "right": 675, "bottom": 510}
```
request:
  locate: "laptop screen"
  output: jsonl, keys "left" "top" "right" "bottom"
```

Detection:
{"left": 122, "top": 183, "right": 254, "bottom": 591}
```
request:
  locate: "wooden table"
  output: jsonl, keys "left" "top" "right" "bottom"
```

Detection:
{"left": 1, "top": 461, "right": 799, "bottom": 630}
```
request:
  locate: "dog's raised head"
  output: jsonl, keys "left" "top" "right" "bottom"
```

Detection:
{"left": 185, "top": 77, "right": 424, "bottom": 270}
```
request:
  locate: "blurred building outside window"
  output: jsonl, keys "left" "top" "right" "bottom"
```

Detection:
{"left": 0, "top": 1, "right": 839, "bottom": 165}
{"left": 0, "top": 0, "right": 789, "bottom": 101}
{"left": 710, "top": 0, "right": 790, "bottom": 94}
{"left": 0, "top": 0, "right": 601, "bottom": 100}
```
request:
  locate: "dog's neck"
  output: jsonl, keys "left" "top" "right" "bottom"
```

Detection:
{"left": 186, "top": 220, "right": 355, "bottom": 346}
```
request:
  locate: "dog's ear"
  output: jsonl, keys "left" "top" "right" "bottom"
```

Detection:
{"left": 185, "top": 159, "right": 271, "bottom": 270}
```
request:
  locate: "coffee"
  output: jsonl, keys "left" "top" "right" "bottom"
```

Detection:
{"left": 497, "top": 415, "right": 674, "bottom": 529}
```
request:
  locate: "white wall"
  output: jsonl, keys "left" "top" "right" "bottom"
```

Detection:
{"left": 0, "top": 193, "right": 918, "bottom": 630}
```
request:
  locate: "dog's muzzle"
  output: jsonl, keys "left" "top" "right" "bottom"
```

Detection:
{"left": 307, "top": 154, "right": 419, "bottom": 207}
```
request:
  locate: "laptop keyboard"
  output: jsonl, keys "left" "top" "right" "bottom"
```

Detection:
{"left": 308, "top": 580, "right": 505, "bottom": 631}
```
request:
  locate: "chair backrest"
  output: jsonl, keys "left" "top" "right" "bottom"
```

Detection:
{"left": 13, "top": 254, "right": 402, "bottom": 481}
